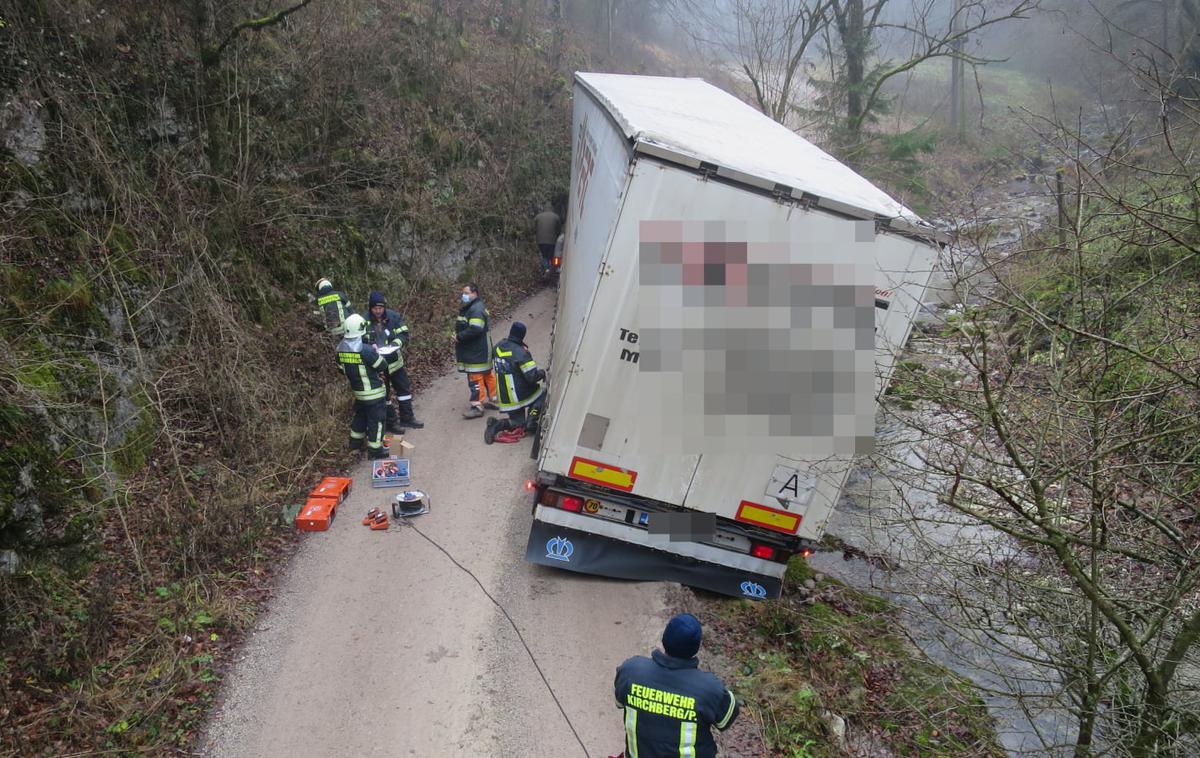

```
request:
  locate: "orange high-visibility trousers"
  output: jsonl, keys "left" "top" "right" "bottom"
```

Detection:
{"left": 467, "top": 370, "right": 497, "bottom": 406}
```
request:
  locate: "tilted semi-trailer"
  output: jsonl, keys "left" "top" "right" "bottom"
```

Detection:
{"left": 525, "top": 73, "right": 944, "bottom": 600}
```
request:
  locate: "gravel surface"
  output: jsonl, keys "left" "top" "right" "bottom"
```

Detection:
{"left": 198, "top": 287, "right": 669, "bottom": 758}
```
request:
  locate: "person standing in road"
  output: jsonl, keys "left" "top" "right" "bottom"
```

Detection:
{"left": 613, "top": 613, "right": 741, "bottom": 758}
{"left": 335, "top": 314, "right": 390, "bottom": 460}
{"left": 316, "top": 277, "right": 355, "bottom": 341}
{"left": 366, "top": 290, "right": 424, "bottom": 434}
{"left": 533, "top": 204, "right": 561, "bottom": 275}
{"left": 454, "top": 283, "right": 498, "bottom": 419}
{"left": 485, "top": 321, "right": 546, "bottom": 445}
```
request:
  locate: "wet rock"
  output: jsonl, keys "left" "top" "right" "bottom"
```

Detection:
{"left": 1, "top": 99, "right": 46, "bottom": 167}
{"left": 822, "top": 710, "right": 847, "bottom": 748}
{"left": 137, "top": 97, "right": 186, "bottom": 144}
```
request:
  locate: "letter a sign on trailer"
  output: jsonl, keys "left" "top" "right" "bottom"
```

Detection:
{"left": 766, "top": 464, "right": 816, "bottom": 510}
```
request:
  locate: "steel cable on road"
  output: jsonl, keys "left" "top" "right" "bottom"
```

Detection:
{"left": 397, "top": 519, "right": 593, "bottom": 758}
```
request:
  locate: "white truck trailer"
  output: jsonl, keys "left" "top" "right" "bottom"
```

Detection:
{"left": 524, "top": 73, "right": 944, "bottom": 600}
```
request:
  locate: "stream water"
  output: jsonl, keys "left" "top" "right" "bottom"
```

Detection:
{"left": 808, "top": 174, "right": 1080, "bottom": 756}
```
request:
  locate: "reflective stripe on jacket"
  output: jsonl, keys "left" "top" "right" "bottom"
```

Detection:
{"left": 492, "top": 337, "right": 545, "bottom": 412}
{"left": 455, "top": 298, "right": 491, "bottom": 373}
{"left": 614, "top": 649, "right": 740, "bottom": 758}
{"left": 318, "top": 289, "right": 354, "bottom": 333}
{"left": 335, "top": 338, "right": 387, "bottom": 402}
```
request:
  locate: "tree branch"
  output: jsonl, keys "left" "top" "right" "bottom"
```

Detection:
{"left": 204, "top": 0, "right": 316, "bottom": 68}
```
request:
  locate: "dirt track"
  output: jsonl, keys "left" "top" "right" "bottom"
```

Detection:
{"left": 199, "top": 287, "right": 668, "bottom": 758}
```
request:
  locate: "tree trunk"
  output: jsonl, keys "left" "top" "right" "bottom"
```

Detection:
{"left": 949, "top": 0, "right": 964, "bottom": 136}
{"left": 1129, "top": 687, "right": 1170, "bottom": 758}
{"left": 194, "top": 0, "right": 229, "bottom": 182}
{"left": 843, "top": 0, "right": 865, "bottom": 139}
{"left": 606, "top": 0, "right": 614, "bottom": 58}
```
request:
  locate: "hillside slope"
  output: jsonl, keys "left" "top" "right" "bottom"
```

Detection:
{"left": 0, "top": 2, "right": 582, "bottom": 752}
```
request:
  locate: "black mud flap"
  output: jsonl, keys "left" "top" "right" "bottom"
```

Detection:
{"left": 525, "top": 519, "right": 782, "bottom": 600}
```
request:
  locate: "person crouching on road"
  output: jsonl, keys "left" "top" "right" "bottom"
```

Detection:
{"left": 335, "top": 314, "right": 390, "bottom": 460}
{"left": 485, "top": 321, "right": 546, "bottom": 445}
{"left": 454, "top": 283, "right": 499, "bottom": 419}
{"left": 316, "top": 277, "right": 355, "bottom": 342}
{"left": 366, "top": 290, "right": 424, "bottom": 434}
{"left": 613, "top": 613, "right": 741, "bottom": 758}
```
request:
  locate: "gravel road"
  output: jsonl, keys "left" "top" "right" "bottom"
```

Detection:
{"left": 199, "top": 287, "right": 668, "bottom": 758}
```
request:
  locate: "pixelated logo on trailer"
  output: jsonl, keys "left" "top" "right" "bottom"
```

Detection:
{"left": 635, "top": 218, "right": 878, "bottom": 456}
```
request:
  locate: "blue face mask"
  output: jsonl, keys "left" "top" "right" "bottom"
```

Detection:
{"left": 461, "top": 293, "right": 471, "bottom": 303}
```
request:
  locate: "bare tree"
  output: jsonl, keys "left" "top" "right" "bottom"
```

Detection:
{"left": 666, "top": 0, "right": 1036, "bottom": 146}
{"left": 860, "top": 57, "right": 1200, "bottom": 756}
{"left": 664, "top": 0, "right": 831, "bottom": 128}
{"left": 825, "top": 0, "right": 1038, "bottom": 145}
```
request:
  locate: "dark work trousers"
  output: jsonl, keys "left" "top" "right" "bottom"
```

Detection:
{"left": 500, "top": 394, "right": 546, "bottom": 431}
{"left": 388, "top": 365, "right": 413, "bottom": 402}
{"left": 349, "top": 398, "right": 387, "bottom": 453}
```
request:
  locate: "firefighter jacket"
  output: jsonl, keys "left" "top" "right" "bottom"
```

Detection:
{"left": 366, "top": 307, "right": 410, "bottom": 370}
{"left": 335, "top": 336, "right": 388, "bottom": 402}
{"left": 318, "top": 286, "right": 355, "bottom": 334}
{"left": 492, "top": 337, "right": 545, "bottom": 412}
{"left": 614, "top": 649, "right": 740, "bottom": 758}
{"left": 455, "top": 298, "right": 492, "bottom": 373}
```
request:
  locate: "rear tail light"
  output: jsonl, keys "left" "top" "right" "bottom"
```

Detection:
{"left": 537, "top": 489, "right": 583, "bottom": 511}
{"left": 524, "top": 479, "right": 536, "bottom": 491}
{"left": 750, "top": 543, "right": 793, "bottom": 563}
{"left": 552, "top": 257, "right": 561, "bottom": 267}
{"left": 560, "top": 495, "right": 583, "bottom": 512}
{"left": 750, "top": 544, "right": 776, "bottom": 560}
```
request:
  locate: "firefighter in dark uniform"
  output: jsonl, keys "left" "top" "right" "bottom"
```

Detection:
{"left": 316, "top": 277, "right": 355, "bottom": 340}
{"left": 335, "top": 314, "right": 389, "bottom": 459}
{"left": 614, "top": 613, "right": 741, "bottom": 758}
{"left": 485, "top": 321, "right": 545, "bottom": 445}
{"left": 454, "top": 283, "right": 498, "bottom": 419}
{"left": 366, "top": 291, "right": 424, "bottom": 434}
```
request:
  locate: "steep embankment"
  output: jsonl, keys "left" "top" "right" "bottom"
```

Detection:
{"left": 0, "top": 3, "right": 580, "bottom": 753}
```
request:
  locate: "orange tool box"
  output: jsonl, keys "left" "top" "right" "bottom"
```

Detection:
{"left": 310, "top": 476, "right": 353, "bottom": 503}
{"left": 295, "top": 496, "right": 339, "bottom": 532}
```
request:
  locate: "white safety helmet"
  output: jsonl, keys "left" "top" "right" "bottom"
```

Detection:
{"left": 343, "top": 313, "right": 367, "bottom": 339}
{"left": 316, "top": 277, "right": 332, "bottom": 291}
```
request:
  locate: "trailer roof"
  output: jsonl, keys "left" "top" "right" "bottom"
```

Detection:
{"left": 575, "top": 72, "right": 939, "bottom": 238}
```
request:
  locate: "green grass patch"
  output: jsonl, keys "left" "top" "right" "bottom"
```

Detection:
{"left": 719, "top": 558, "right": 1002, "bottom": 757}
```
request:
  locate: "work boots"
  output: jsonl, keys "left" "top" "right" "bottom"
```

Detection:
{"left": 462, "top": 405, "right": 484, "bottom": 419}
{"left": 385, "top": 404, "right": 406, "bottom": 435}
{"left": 399, "top": 399, "right": 424, "bottom": 429}
{"left": 484, "top": 417, "right": 509, "bottom": 445}
{"left": 367, "top": 446, "right": 389, "bottom": 460}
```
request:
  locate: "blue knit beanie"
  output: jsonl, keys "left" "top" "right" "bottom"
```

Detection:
{"left": 509, "top": 321, "right": 527, "bottom": 342}
{"left": 369, "top": 291, "right": 387, "bottom": 308}
{"left": 662, "top": 613, "right": 702, "bottom": 659}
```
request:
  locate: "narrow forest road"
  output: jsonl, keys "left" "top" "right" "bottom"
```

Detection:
{"left": 199, "top": 287, "right": 668, "bottom": 758}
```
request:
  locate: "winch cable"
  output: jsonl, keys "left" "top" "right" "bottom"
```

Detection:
{"left": 396, "top": 518, "right": 593, "bottom": 758}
